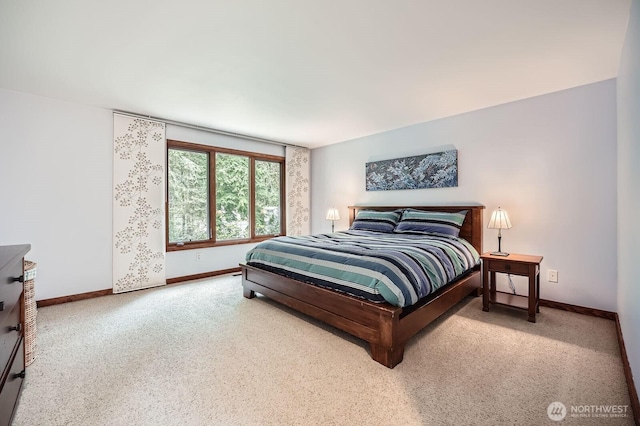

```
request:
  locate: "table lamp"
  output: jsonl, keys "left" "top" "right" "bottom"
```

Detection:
{"left": 326, "top": 208, "right": 340, "bottom": 232}
{"left": 487, "top": 207, "right": 512, "bottom": 256}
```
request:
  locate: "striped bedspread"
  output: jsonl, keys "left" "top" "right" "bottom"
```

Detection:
{"left": 245, "top": 230, "right": 480, "bottom": 307}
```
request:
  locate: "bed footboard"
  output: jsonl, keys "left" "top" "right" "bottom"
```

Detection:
{"left": 241, "top": 263, "right": 481, "bottom": 368}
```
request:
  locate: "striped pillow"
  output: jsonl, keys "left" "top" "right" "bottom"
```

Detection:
{"left": 394, "top": 209, "right": 468, "bottom": 237}
{"left": 349, "top": 210, "right": 402, "bottom": 233}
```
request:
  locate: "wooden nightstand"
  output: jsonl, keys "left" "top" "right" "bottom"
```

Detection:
{"left": 481, "top": 252, "right": 543, "bottom": 322}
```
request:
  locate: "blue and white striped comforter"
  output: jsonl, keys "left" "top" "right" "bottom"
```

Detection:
{"left": 245, "top": 230, "right": 480, "bottom": 308}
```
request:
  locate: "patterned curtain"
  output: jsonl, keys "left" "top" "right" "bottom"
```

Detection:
{"left": 285, "top": 146, "right": 310, "bottom": 235}
{"left": 112, "top": 114, "right": 166, "bottom": 293}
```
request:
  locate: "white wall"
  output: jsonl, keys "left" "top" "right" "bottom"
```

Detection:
{"left": 0, "top": 88, "right": 113, "bottom": 300}
{"left": 0, "top": 88, "right": 285, "bottom": 299}
{"left": 617, "top": 0, "right": 640, "bottom": 397}
{"left": 311, "top": 80, "right": 618, "bottom": 311}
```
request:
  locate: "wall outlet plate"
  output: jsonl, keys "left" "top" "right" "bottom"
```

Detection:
{"left": 548, "top": 269, "right": 558, "bottom": 283}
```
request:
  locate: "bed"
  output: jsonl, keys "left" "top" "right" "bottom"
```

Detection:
{"left": 241, "top": 205, "right": 484, "bottom": 368}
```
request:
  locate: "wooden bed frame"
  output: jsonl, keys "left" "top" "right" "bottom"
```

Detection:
{"left": 241, "top": 205, "right": 484, "bottom": 368}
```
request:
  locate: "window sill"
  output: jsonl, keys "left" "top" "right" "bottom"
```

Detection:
{"left": 166, "top": 235, "right": 280, "bottom": 252}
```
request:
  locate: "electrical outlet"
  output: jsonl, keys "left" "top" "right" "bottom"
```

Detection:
{"left": 548, "top": 269, "right": 558, "bottom": 283}
{"left": 195, "top": 252, "right": 202, "bottom": 262}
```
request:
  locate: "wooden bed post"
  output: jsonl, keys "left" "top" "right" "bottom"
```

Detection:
{"left": 242, "top": 267, "right": 255, "bottom": 299}
{"left": 370, "top": 310, "right": 404, "bottom": 368}
{"left": 348, "top": 207, "right": 356, "bottom": 227}
{"left": 370, "top": 344, "right": 405, "bottom": 368}
{"left": 243, "top": 287, "right": 256, "bottom": 299}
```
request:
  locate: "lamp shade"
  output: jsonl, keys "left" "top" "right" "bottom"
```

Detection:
{"left": 487, "top": 208, "right": 512, "bottom": 230}
{"left": 326, "top": 208, "right": 340, "bottom": 221}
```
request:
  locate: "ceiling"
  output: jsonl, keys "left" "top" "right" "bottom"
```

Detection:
{"left": 0, "top": 0, "right": 631, "bottom": 148}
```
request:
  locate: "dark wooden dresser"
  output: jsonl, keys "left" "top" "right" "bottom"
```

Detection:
{"left": 0, "top": 244, "right": 30, "bottom": 425}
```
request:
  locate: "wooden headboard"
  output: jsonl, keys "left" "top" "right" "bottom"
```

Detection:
{"left": 347, "top": 205, "right": 484, "bottom": 254}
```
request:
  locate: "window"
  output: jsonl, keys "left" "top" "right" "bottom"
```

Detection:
{"left": 167, "top": 149, "right": 209, "bottom": 242}
{"left": 167, "top": 139, "right": 285, "bottom": 250}
{"left": 215, "top": 153, "right": 250, "bottom": 240}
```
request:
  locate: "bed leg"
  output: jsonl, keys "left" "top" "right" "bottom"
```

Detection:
{"left": 243, "top": 286, "right": 256, "bottom": 299}
{"left": 370, "top": 343, "right": 405, "bottom": 369}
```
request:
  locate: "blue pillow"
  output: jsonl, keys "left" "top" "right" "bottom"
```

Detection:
{"left": 349, "top": 210, "right": 401, "bottom": 233}
{"left": 394, "top": 209, "right": 468, "bottom": 237}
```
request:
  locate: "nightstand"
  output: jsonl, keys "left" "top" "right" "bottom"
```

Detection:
{"left": 481, "top": 252, "right": 543, "bottom": 322}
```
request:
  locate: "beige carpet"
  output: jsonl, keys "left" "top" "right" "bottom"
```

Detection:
{"left": 13, "top": 275, "right": 633, "bottom": 425}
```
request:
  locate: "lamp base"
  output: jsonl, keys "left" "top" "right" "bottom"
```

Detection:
{"left": 490, "top": 251, "right": 510, "bottom": 257}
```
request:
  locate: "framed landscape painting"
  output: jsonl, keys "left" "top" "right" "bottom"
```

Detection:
{"left": 365, "top": 149, "right": 458, "bottom": 191}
